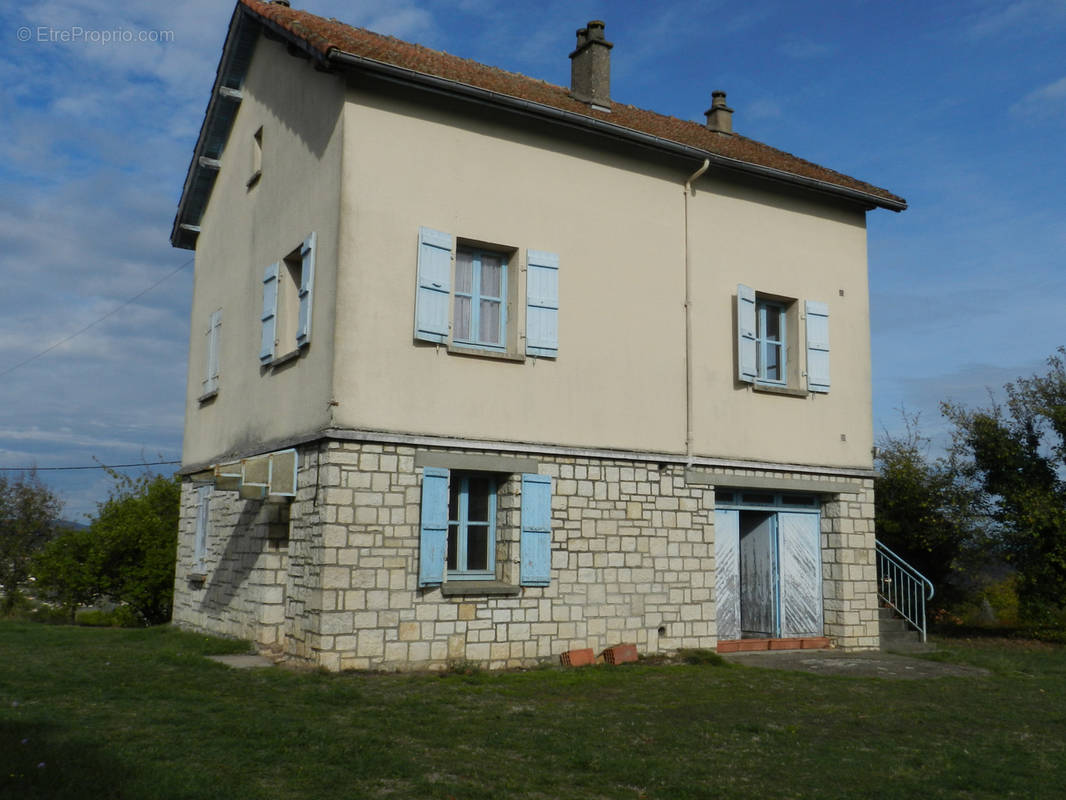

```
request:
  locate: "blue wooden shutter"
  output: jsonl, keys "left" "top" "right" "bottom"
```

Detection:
{"left": 526, "top": 250, "right": 559, "bottom": 358}
{"left": 194, "top": 485, "right": 211, "bottom": 572}
{"left": 414, "top": 227, "right": 452, "bottom": 343}
{"left": 520, "top": 473, "right": 552, "bottom": 586}
{"left": 296, "top": 232, "right": 316, "bottom": 346}
{"left": 418, "top": 467, "right": 449, "bottom": 586}
{"left": 259, "top": 263, "right": 279, "bottom": 363}
{"left": 805, "top": 300, "right": 830, "bottom": 393}
{"left": 203, "top": 309, "right": 222, "bottom": 394}
{"left": 737, "top": 284, "right": 756, "bottom": 383}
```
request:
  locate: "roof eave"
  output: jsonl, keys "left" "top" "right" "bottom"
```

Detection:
{"left": 170, "top": 5, "right": 241, "bottom": 250}
{"left": 172, "top": 3, "right": 904, "bottom": 253}
{"left": 326, "top": 48, "right": 906, "bottom": 213}
{"left": 171, "top": 4, "right": 334, "bottom": 251}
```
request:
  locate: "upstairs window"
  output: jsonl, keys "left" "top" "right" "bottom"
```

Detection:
{"left": 200, "top": 309, "right": 222, "bottom": 401}
{"left": 247, "top": 126, "right": 262, "bottom": 188}
{"left": 414, "top": 227, "right": 559, "bottom": 359}
{"left": 454, "top": 247, "right": 507, "bottom": 351}
{"left": 737, "top": 284, "right": 829, "bottom": 394}
{"left": 260, "top": 232, "right": 316, "bottom": 365}
{"left": 756, "top": 299, "right": 786, "bottom": 384}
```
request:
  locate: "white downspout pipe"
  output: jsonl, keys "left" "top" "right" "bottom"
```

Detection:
{"left": 683, "top": 159, "right": 710, "bottom": 465}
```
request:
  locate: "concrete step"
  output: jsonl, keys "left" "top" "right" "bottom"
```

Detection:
{"left": 879, "top": 606, "right": 935, "bottom": 652}
{"left": 878, "top": 616, "right": 912, "bottom": 634}
{"left": 881, "top": 636, "right": 937, "bottom": 654}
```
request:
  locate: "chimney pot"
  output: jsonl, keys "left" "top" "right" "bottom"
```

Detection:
{"left": 704, "top": 90, "right": 734, "bottom": 134}
{"left": 569, "top": 20, "right": 613, "bottom": 109}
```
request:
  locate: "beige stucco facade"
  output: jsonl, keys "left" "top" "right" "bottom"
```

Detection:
{"left": 183, "top": 35, "right": 875, "bottom": 472}
{"left": 689, "top": 181, "right": 872, "bottom": 466}
{"left": 182, "top": 45, "right": 345, "bottom": 466}
{"left": 173, "top": 22, "right": 890, "bottom": 669}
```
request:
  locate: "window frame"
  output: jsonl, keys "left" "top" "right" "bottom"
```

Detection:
{"left": 260, "top": 232, "right": 315, "bottom": 366}
{"left": 452, "top": 245, "right": 509, "bottom": 353}
{"left": 446, "top": 471, "right": 499, "bottom": 581}
{"left": 194, "top": 484, "right": 212, "bottom": 574}
{"left": 414, "top": 227, "right": 559, "bottom": 361}
{"left": 247, "top": 126, "right": 262, "bottom": 188}
{"left": 737, "top": 284, "right": 814, "bottom": 394}
{"left": 200, "top": 308, "right": 222, "bottom": 401}
{"left": 755, "top": 298, "right": 787, "bottom": 385}
{"left": 714, "top": 488, "right": 821, "bottom": 511}
{"left": 417, "top": 463, "right": 552, "bottom": 589}
{"left": 276, "top": 247, "right": 302, "bottom": 356}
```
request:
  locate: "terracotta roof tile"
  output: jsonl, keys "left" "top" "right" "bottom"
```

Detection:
{"left": 240, "top": 0, "right": 904, "bottom": 209}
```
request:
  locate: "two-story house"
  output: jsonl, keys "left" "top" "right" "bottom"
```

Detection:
{"left": 170, "top": 0, "right": 906, "bottom": 670}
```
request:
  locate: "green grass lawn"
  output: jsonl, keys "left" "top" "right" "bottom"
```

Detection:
{"left": 2, "top": 623, "right": 1065, "bottom": 799}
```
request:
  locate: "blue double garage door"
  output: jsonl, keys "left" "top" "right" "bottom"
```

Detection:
{"left": 714, "top": 493, "right": 823, "bottom": 640}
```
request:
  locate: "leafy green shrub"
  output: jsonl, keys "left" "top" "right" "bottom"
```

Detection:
{"left": 32, "top": 527, "right": 101, "bottom": 622}
{"left": 74, "top": 608, "right": 139, "bottom": 628}
{"left": 0, "top": 594, "right": 71, "bottom": 625}
{"left": 111, "top": 605, "right": 141, "bottom": 628}
{"left": 981, "top": 575, "right": 1021, "bottom": 626}
{"left": 74, "top": 609, "right": 114, "bottom": 627}
{"left": 30, "top": 471, "right": 180, "bottom": 626}
{"left": 91, "top": 472, "right": 180, "bottom": 625}
{"left": 26, "top": 603, "right": 71, "bottom": 625}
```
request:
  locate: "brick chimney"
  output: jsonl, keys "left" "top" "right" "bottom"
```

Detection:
{"left": 569, "top": 21, "right": 612, "bottom": 109}
{"left": 704, "top": 91, "right": 734, "bottom": 134}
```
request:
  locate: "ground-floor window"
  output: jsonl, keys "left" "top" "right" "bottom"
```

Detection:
{"left": 447, "top": 472, "right": 498, "bottom": 579}
{"left": 194, "top": 484, "right": 212, "bottom": 573}
{"left": 418, "top": 466, "right": 552, "bottom": 588}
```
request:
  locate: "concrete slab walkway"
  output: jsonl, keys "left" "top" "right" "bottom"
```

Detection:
{"left": 721, "top": 649, "right": 989, "bottom": 679}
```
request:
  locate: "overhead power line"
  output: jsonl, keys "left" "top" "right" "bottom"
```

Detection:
{"left": 0, "top": 460, "right": 181, "bottom": 472}
{"left": 0, "top": 257, "right": 194, "bottom": 380}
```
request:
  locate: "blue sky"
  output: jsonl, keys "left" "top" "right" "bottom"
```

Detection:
{"left": 1, "top": 0, "right": 1063, "bottom": 521}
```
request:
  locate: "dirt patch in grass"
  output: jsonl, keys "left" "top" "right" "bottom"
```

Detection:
{"left": 721, "top": 648, "right": 990, "bottom": 679}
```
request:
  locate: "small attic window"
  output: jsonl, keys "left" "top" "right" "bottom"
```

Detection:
{"left": 247, "top": 126, "right": 262, "bottom": 188}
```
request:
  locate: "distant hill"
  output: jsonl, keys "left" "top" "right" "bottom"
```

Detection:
{"left": 57, "top": 519, "right": 90, "bottom": 531}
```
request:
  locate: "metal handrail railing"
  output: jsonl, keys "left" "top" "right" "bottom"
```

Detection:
{"left": 875, "top": 540, "right": 935, "bottom": 643}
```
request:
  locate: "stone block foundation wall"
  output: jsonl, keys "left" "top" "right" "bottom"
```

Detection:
{"left": 822, "top": 478, "right": 880, "bottom": 649}
{"left": 173, "top": 439, "right": 880, "bottom": 669}
{"left": 172, "top": 482, "right": 292, "bottom": 648}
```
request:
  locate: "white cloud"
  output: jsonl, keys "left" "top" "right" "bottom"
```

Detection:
{"left": 0, "top": 427, "right": 164, "bottom": 452}
{"left": 310, "top": 0, "right": 436, "bottom": 40}
{"left": 962, "top": 0, "right": 1066, "bottom": 41}
{"left": 742, "top": 97, "right": 784, "bottom": 121}
{"left": 1011, "top": 75, "right": 1066, "bottom": 119}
